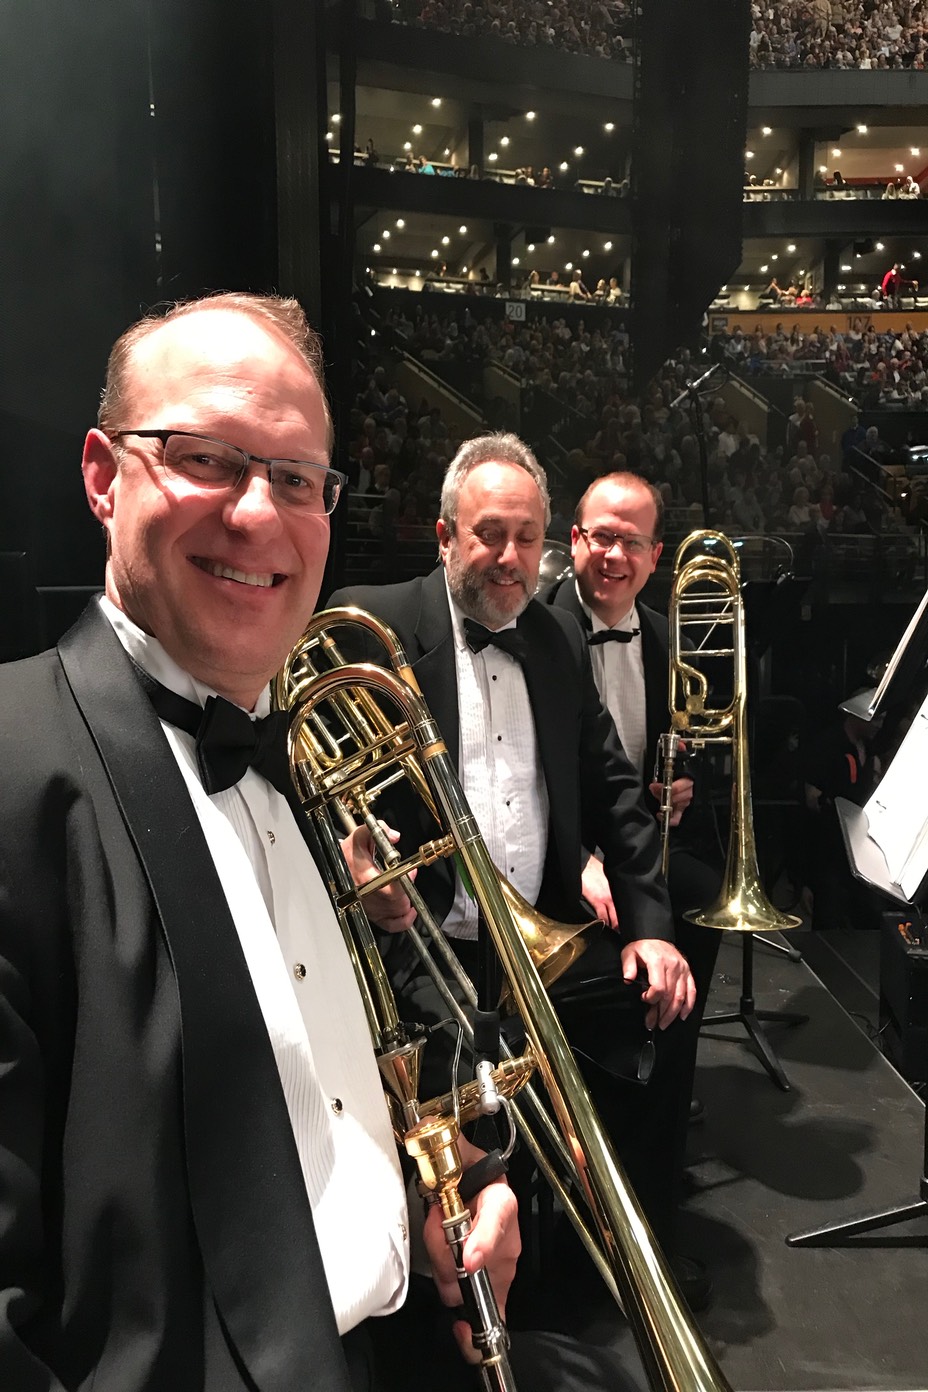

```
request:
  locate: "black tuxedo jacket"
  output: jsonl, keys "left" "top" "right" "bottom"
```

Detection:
{"left": 327, "top": 566, "right": 672, "bottom": 947}
{"left": 544, "top": 579, "right": 711, "bottom": 848}
{"left": 0, "top": 602, "right": 353, "bottom": 1392}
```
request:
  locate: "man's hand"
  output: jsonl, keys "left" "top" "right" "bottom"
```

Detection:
{"left": 339, "top": 823, "right": 416, "bottom": 932}
{"left": 646, "top": 775, "right": 694, "bottom": 827}
{"left": 422, "top": 1133, "right": 521, "bottom": 1365}
{"left": 581, "top": 853, "right": 618, "bottom": 929}
{"left": 622, "top": 939, "right": 696, "bottom": 1030}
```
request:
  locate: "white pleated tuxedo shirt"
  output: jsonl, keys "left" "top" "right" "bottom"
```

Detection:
{"left": 442, "top": 578, "right": 550, "bottom": 940}
{"left": 578, "top": 582, "right": 648, "bottom": 779}
{"left": 101, "top": 598, "right": 408, "bottom": 1334}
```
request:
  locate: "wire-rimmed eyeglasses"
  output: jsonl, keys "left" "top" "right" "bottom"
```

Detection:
{"left": 111, "top": 430, "right": 346, "bottom": 515}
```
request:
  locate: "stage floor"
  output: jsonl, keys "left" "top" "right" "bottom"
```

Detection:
{"left": 571, "top": 931, "right": 928, "bottom": 1392}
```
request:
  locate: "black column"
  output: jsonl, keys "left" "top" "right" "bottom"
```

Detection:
{"left": 468, "top": 115, "right": 485, "bottom": 176}
{"left": 797, "top": 132, "right": 816, "bottom": 200}
{"left": 495, "top": 223, "right": 513, "bottom": 292}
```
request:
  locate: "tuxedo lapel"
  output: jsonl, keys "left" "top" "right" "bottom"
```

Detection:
{"left": 516, "top": 602, "right": 570, "bottom": 821}
{"left": 57, "top": 601, "right": 350, "bottom": 1392}
{"left": 639, "top": 605, "right": 670, "bottom": 780}
{"left": 409, "top": 567, "right": 460, "bottom": 771}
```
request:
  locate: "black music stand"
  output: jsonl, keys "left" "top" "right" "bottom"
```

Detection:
{"left": 788, "top": 799, "right": 928, "bottom": 1246}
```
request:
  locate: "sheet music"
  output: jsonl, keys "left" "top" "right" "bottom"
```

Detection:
{"left": 865, "top": 691, "right": 928, "bottom": 898}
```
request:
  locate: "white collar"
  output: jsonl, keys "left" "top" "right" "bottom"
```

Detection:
{"left": 99, "top": 595, "right": 270, "bottom": 717}
{"left": 443, "top": 570, "right": 519, "bottom": 653}
{"left": 573, "top": 581, "right": 638, "bottom": 635}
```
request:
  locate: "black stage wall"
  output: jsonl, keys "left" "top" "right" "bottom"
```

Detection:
{"left": 630, "top": 0, "right": 751, "bottom": 390}
{"left": 0, "top": 0, "right": 326, "bottom": 650}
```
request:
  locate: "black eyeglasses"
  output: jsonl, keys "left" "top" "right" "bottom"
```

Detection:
{"left": 111, "top": 430, "right": 346, "bottom": 515}
{"left": 576, "top": 525, "right": 654, "bottom": 556}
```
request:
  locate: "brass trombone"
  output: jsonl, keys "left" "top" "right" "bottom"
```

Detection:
{"left": 663, "top": 530, "right": 801, "bottom": 935}
{"left": 277, "top": 605, "right": 733, "bottom": 1392}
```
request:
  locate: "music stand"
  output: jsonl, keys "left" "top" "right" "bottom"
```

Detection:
{"left": 787, "top": 799, "right": 928, "bottom": 1246}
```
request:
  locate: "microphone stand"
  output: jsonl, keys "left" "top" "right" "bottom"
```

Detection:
{"left": 671, "top": 364, "right": 724, "bottom": 527}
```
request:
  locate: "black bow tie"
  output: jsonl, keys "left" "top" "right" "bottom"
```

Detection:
{"left": 588, "top": 627, "right": 640, "bottom": 646}
{"left": 463, "top": 618, "right": 529, "bottom": 662}
{"left": 136, "top": 666, "right": 291, "bottom": 795}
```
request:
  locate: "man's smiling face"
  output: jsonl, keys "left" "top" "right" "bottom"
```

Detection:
{"left": 438, "top": 460, "right": 545, "bottom": 629}
{"left": 571, "top": 478, "right": 662, "bottom": 626}
{"left": 82, "top": 308, "right": 331, "bottom": 708}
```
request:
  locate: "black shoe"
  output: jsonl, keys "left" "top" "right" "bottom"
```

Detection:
{"left": 670, "top": 1254, "right": 713, "bottom": 1312}
{"left": 689, "top": 1097, "right": 706, "bottom": 1125}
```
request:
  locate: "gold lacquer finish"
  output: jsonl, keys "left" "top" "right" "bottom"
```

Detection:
{"left": 665, "top": 531, "right": 801, "bottom": 935}
{"left": 277, "top": 605, "right": 734, "bottom": 1392}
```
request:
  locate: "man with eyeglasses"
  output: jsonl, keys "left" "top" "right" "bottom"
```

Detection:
{"left": 544, "top": 471, "right": 722, "bottom": 1305}
{"left": 1, "top": 296, "right": 639, "bottom": 1392}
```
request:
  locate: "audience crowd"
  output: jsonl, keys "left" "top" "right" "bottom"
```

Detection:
{"left": 713, "top": 319, "right": 928, "bottom": 406}
{"left": 386, "top": 0, "right": 928, "bottom": 69}
{"left": 344, "top": 301, "right": 924, "bottom": 591}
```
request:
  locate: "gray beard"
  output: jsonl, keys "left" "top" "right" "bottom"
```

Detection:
{"left": 446, "top": 554, "right": 532, "bottom": 629}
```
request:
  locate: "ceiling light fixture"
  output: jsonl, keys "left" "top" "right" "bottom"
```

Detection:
{"left": 412, "top": 124, "right": 422, "bottom": 135}
{"left": 488, "top": 152, "right": 498, "bottom": 162}
{"left": 373, "top": 243, "right": 381, "bottom": 252}
{"left": 441, "top": 235, "right": 450, "bottom": 245}
{"left": 459, "top": 225, "right": 467, "bottom": 234}
{"left": 574, "top": 146, "right": 584, "bottom": 157}
{"left": 331, "top": 113, "right": 341, "bottom": 124}
{"left": 787, "top": 243, "right": 796, "bottom": 252}
{"left": 431, "top": 97, "right": 441, "bottom": 107}
{"left": 547, "top": 234, "right": 555, "bottom": 244}
{"left": 526, "top": 110, "right": 536, "bottom": 120}
{"left": 857, "top": 124, "right": 868, "bottom": 134}
{"left": 876, "top": 241, "right": 885, "bottom": 251}
{"left": 559, "top": 161, "right": 568, "bottom": 171}
{"left": 500, "top": 136, "right": 510, "bottom": 147}
{"left": 762, "top": 126, "right": 772, "bottom": 136}
{"left": 604, "top": 122, "right": 614, "bottom": 132}
{"left": 396, "top": 218, "right": 405, "bottom": 228}
{"left": 604, "top": 240, "right": 612, "bottom": 251}
{"left": 527, "top": 243, "right": 535, "bottom": 252}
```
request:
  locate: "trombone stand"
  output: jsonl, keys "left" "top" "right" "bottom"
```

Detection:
{"left": 701, "top": 932, "right": 808, "bottom": 1091}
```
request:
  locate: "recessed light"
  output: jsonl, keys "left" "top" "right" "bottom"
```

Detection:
{"left": 488, "top": 152, "right": 498, "bottom": 162}
{"left": 459, "top": 225, "right": 467, "bottom": 234}
{"left": 912, "top": 147, "right": 921, "bottom": 156}
{"left": 772, "top": 253, "right": 778, "bottom": 260}
{"left": 896, "top": 164, "right": 904, "bottom": 173}
{"left": 527, "top": 243, "right": 535, "bottom": 252}
{"left": 373, "top": 243, "right": 381, "bottom": 252}
{"left": 444, "top": 148, "right": 450, "bottom": 157}
{"left": 512, "top": 256, "right": 520, "bottom": 265}
{"left": 325, "top": 131, "right": 333, "bottom": 141}
{"left": 760, "top": 264, "right": 769, "bottom": 272}
{"left": 832, "top": 148, "right": 841, "bottom": 157}
{"left": 775, "top": 166, "right": 783, "bottom": 175}
{"left": 441, "top": 235, "right": 450, "bottom": 245}
{"left": 745, "top": 150, "right": 754, "bottom": 159}
{"left": 574, "top": 146, "right": 584, "bottom": 157}
{"left": 841, "top": 263, "right": 852, "bottom": 271}
{"left": 915, "top": 251, "right": 923, "bottom": 260}
{"left": 787, "top": 243, "right": 796, "bottom": 252}
{"left": 403, "top": 142, "right": 412, "bottom": 151}
{"left": 876, "top": 241, "right": 885, "bottom": 251}
{"left": 547, "top": 234, "right": 555, "bottom": 244}
{"left": 582, "top": 249, "right": 590, "bottom": 258}
{"left": 412, "top": 124, "right": 422, "bottom": 135}
{"left": 500, "top": 136, "right": 510, "bottom": 147}
{"left": 431, "top": 97, "right": 442, "bottom": 107}
{"left": 430, "top": 249, "right": 439, "bottom": 258}
{"left": 857, "top": 124, "right": 868, "bottom": 134}
{"left": 526, "top": 111, "right": 536, "bottom": 121}
{"left": 382, "top": 230, "right": 390, "bottom": 239}
{"left": 396, "top": 218, "right": 405, "bottom": 228}
{"left": 559, "top": 161, "right": 568, "bottom": 171}
{"left": 331, "top": 113, "right": 341, "bottom": 124}
{"left": 818, "top": 166, "right": 828, "bottom": 174}
{"left": 762, "top": 126, "right": 772, "bottom": 136}
{"left": 392, "top": 268, "right": 397, "bottom": 275}
{"left": 604, "top": 240, "right": 612, "bottom": 251}
{"left": 604, "top": 122, "right": 614, "bottom": 132}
